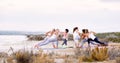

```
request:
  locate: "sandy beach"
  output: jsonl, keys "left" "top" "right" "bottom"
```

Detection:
{"left": 0, "top": 35, "right": 120, "bottom": 63}
{"left": 0, "top": 35, "right": 119, "bottom": 55}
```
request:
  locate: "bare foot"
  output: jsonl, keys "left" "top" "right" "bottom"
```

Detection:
{"left": 54, "top": 46, "right": 58, "bottom": 48}
{"left": 78, "top": 45, "right": 83, "bottom": 48}
{"left": 97, "top": 44, "right": 101, "bottom": 46}
{"left": 34, "top": 45, "right": 39, "bottom": 49}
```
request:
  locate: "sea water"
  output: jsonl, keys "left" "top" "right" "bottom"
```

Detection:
{"left": 0, "top": 35, "right": 38, "bottom": 53}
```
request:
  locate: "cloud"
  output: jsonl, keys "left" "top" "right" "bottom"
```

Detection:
{"left": 0, "top": 0, "right": 120, "bottom": 15}
{"left": 0, "top": 0, "right": 120, "bottom": 32}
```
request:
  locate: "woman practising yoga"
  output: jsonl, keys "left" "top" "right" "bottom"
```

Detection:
{"left": 61, "top": 29, "right": 69, "bottom": 46}
{"left": 84, "top": 29, "right": 108, "bottom": 47}
{"left": 73, "top": 27, "right": 81, "bottom": 48}
{"left": 34, "top": 29, "right": 60, "bottom": 48}
{"left": 79, "top": 29, "right": 98, "bottom": 48}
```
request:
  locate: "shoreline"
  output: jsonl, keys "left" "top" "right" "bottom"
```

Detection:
{"left": 0, "top": 40, "right": 120, "bottom": 54}
{"left": 0, "top": 40, "right": 120, "bottom": 63}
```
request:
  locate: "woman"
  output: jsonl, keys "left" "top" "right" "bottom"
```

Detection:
{"left": 79, "top": 29, "right": 96, "bottom": 48}
{"left": 62, "top": 29, "right": 69, "bottom": 46}
{"left": 73, "top": 27, "right": 81, "bottom": 48}
{"left": 34, "top": 29, "right": 60, "bottom": 48}
{"left": 87, "top": 30, "right": 108, "bottom": 47}
{"left": 79, "top": 29, "right": 89, "bottom": 48}
{"left": 43, "top": 29, "right": 55, "bottom": 42}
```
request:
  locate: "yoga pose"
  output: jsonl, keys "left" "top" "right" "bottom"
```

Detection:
{"left": 73, "top": 27, "right": 81, "bottom": 48}
{"left": 84, "top": 29, "right": 108, "bottom": 47}
{"left": 61, "top": 29, "right": 69, "bottom": 46}
{"left": 79, "top": 29, "right": 97, "bottom": 48}
{"left": 34, "top": 29, "right": 60, "bottom": 48}
{"left": 79, "top": 29, "right": 88, "bottom": 48}
{"left": 43, "top": 29, "right": 56, "bottom": 42}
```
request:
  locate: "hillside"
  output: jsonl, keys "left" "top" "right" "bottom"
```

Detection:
{"left": 26, "top": 32, "right": 120, "bottom": 42}
{"left": 96, "top": 32, "right": 120, "bottom": 42}
{"left": 0, "top": 31, "right": 45, "bottom": 35}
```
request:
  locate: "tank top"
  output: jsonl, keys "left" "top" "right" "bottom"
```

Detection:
{"left": 50, "top": 34, "right": 57, "bottom": 39}
{"left": 47, "top": 33, "right": 51, "bottom": 37}
{"left": 73, "top": 31, "right": 80, "bottom": 39}
{"left": 88, "top": 33, "right": 96, "bottom": 40}
{"left": 63, "top": 33, "right": 68, "bottom": 40}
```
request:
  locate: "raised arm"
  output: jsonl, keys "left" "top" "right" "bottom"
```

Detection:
{"left": 45, "top": 31, "right": 51, "bottom": 36}
{"left": 77, "top": 31, "right": 81, "bottom": 36}
{"left": 90, "top": 31, "right": 96, "bottom": 35}
{"left": 81, "top": 33, "right": 84, "bottom": 39}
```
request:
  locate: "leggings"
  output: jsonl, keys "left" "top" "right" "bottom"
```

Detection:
{"left": 88, "top": 37, "right": 105, "bottom": 45}
{"left": 62, "top": 39, "right": 67, "bottom": 45}
{"left": 38, "top": 37, "right": 58, "bottom": 46}
{"left": 80, "top": 39, "right": 96, "bottom": 47}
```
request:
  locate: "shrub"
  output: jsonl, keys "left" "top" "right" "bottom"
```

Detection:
{"left": 77, "top": 47, "right": 109, "bottom": 62}
{"left": 32, "top": 49, "right": 54, "bottom": 63}
{"left": 107, "top": 38, "right": 120, "bottom": 43}
{"left": 14, "top": 51, "right": 32, "bottom": 63}
{"left": 27, "top": 35, "right": 44, "bottom": 41}
{"left": 96, "top": 32, "right": 120, "bottom": 43}
{"left": 108, "top": 47, "right": 120, "bottom": 60}
{"left": 116, "top": 57, "right": 120, "bottom": 63}
{"left": 10, "top": 49, "right": 54, "bottom": 63}
{"left": 91, "top": 47, "right": 108, "bottom": 61}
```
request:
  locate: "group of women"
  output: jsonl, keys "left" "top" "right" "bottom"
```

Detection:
{"left": 34, "top": 27, "right": 108, "bottom": 49}
{"left": 73, "top": 27, "right": 107, "bottom": 48}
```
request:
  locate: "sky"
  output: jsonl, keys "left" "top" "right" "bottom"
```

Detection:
{"left": 0, "top": 0, "right": 120, "bottom": 33}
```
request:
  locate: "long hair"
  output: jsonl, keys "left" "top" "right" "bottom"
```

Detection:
{"left": 73, "top": 27, "right": 78, "bottom": 33}
{"left": 82, "top": 29, "right": 89, "bottom": 33}
{"left": 65, "top": 29, "right": 69, "bottom": 33}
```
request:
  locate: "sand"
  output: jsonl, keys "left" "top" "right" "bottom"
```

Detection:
{"left": 1, "top": 40, "right": 119, "bottom": 55}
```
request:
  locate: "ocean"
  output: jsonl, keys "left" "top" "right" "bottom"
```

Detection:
{"left": 0, "top": 35, "right": 39, "bottom": 53}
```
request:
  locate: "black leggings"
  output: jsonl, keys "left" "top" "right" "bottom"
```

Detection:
{"left": 62, "top": 39, "right": 67, "bottom": 45}
{"left": 88, "top": 37, "right": 105, "bottom": 45}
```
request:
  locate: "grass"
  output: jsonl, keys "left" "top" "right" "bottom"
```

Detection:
{"left": 77, "top": 47, "right": 109, "bottom": 62}
{"left": 91, "top": 47, "right": 108, "bottom": 61}
{"left": 11, "top": 49, "right": 54, "bottom": 63}
{"left": 2, "top": 46, "right": 120, "bottom": 63}
{"left": 116, "top": 57, "right": 120, "bottom": 63}
{"left": 32, "top": 50, "right": 54, "bottom": 63}
{"left": 14, "top": 50, "right": 32, "bottom": 63}
{"left": 108, "top": 47, "right": 120, "bottom": 60}
{"left": 96, "top": 32, "right": 120, "bottom": 43}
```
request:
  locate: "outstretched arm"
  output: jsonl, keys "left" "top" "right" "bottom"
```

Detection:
{"left": 90, "top": 31, "right": 96, "bottom": 35}
{"left": 81, "top": 34, "right": 84, "bottom": 39}
{"left": 78, "top": 32, "right": 81, "bottom": 36}
{"left": 45, "top": 31, "right": 51, "bottom": 36}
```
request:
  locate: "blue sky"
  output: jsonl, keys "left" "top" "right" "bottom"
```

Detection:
{"left": 0, "top": 0, "right": 120, "bottom": 32}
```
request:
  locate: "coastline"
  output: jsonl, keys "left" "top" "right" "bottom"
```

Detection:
{"left": 0, "top": 35, "right": 120, "bottom": 63}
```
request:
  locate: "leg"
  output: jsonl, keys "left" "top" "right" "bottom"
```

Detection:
{"left": 37, "top": 37, "right": 57, "bottom": 46}
{"left": 52, "top": 40, "right": 58, "bottom": 48}
{"left": 75, "top": 41, "right": 79, "bottom": 48}
{"left": 34, "top": 39, "right": 49, "bottom": 48}
{"left": 90, "top": 41, "right": 97, "bottom": 45}
{"left": 94, "top": 37, "right": 105, "bottom": 45}
{"left": 48, "top": 38, "right": 58, "bottom": 48}
{"left": 64, "top": 39, "right": 67, "bottom": 45}
{"left": 74, "top": 37, "right": 80, "bottom": 48}
{"left": 52, "top": 43, "right": 56, "bottom": 48}
{"left": 79, "top": 39, "right": 87, "bottom": 48}
{"left": 43, "top": 36, "right": 49, "bottom": 42}
{"left": 38, "top": 39, "right": 51, "bottom": 46}
{"left": 62, "top": 39, "right": 66, "bottom": 45}
{"left": 35, "top": 36, "right": 49, "bottom": 45}
{"left": 87, "top": 38, "right": 93, "bottom": 47}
